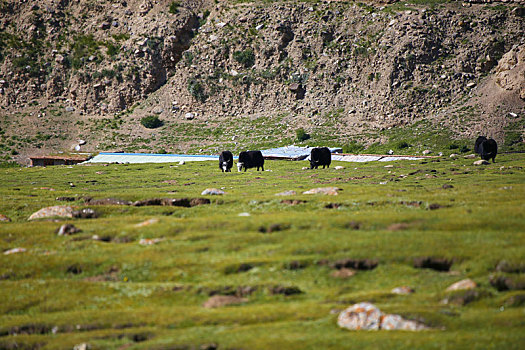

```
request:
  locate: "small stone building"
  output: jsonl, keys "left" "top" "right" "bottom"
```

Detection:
{"left": 29, "top": 155, "right": 90, "bottom": 166}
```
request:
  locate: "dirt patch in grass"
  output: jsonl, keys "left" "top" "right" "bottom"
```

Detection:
{"left": 331, "top": 258, "right": 378, "bottom": 270}
{"left": 203, "top": 295, "right": 247, "bottom": 308}
{"left": 413, "top": 257, "right": 453, "bottom": 272}
{"left": 269, "top": 285, "right": 303, "bottom": 296}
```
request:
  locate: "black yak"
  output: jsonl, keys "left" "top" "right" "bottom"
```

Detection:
{"left": 237, "top": 151, "right": 264, "bottom": 172}
{"left": 219, "top": 151, "right": 233, "bottom": 172}
{"left": 310, "top": 147, "right": 331, "bottom": 169}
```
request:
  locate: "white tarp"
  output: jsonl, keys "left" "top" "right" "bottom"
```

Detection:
{"left": 83, "top": 149, "right": 425, "bottom": 164}
{"left": 84, "top": 152, "right": 219, "bottom": 164}
{"left": 262, "top": 145, "right": 342, "bottom": 160}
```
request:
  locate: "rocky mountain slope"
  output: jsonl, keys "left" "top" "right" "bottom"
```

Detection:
{"left": 0, "top": 0, "right": 524, "bottom": 164}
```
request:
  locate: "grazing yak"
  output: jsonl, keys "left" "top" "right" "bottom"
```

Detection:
{"left": 237, "top": 150, "right": 264, "bottom": 172}
{"left": 219, "top": 150, "right": 233, "bottom": 172}
{"left": 475, "top": 136, "right": 498, "bottom": 163}
{"left": 310, "top": 147, "right": 331, "bottom": 169}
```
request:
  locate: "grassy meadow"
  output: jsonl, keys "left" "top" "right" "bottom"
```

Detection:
{"left": 0, "top": 153, "right": 524, "bottom": 349}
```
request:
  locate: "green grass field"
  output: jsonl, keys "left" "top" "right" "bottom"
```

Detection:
{"left": 1, "top": 154, "right": 524, "bottom": 349}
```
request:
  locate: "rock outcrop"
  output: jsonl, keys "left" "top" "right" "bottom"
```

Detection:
{"left": 337, "top": 302, "right": 428, "bottom": 331}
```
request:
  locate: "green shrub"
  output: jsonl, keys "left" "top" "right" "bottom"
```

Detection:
{"left": 233, "top": 49, "right": 255, "bottom": 68}
{"left": 296, "top": 128, "right": 310, "bottom": 142}
{"left": 112, "top": 33, "right": 130, "bottom": 41}
{"left": 140, "top": 116, "right": 164, "bottom": 129}
{"left": 104, "top": 42, "right": 119, "bottom": 57}
{"left": 183, "top": 51, "right": 194, "bottom": 66}
{"left": 188, "top": 79, "right": 206, "bottom": 102}
{"left": 460, "top": 145, "right": 470, "bottom": 153}
{"left": 396, "top": 141, "right": 410, "bottom": 149}
{"left": 200, "top": 9, "right": 210, "bottom": 26}
{"left": 343, "top": 141, "right": 365, "bottom": 153}
{"left": 71, "top": 34, "right": 101, "bottom": 69}
{"left": 169, "top": 1, "right": 180, "bottom": 14}
{"left": 504, "top": 131, "right": 523, "bottom": 148}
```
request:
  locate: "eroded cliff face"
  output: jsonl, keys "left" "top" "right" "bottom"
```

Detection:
{"left": 0, "top": 0, "right": 523, "bottom": 162}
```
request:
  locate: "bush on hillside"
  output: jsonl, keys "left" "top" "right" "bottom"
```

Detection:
{"left": 140, "top": 115, "right": 163, "bottom": 129}
{"left": 296, "top": 128, "right": 310, "bottom": 142}
{"left": 343, "top": 141, "right": 365, "bottom": 154}
{"left": 233, "top": 49, "right": 255, "bottom": 68}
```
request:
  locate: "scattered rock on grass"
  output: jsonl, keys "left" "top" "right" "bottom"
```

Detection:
{"left": 464, "top": 154, "right": 477, "bottom": 159}
{"left": 139, "top": 238, "right": 164, "bottom": 245}
{"left": 331, "top": 268, "right": 356, "bottom": 279}
{"left": 56, "top": 224, "right": 81, "bottom": 236}
{"left": 0, "top": 214, "right": 11, "bottom": 222}
{"left": 442, "top": 184, "right": 454, "bottom": 189}
{"left": 413, "top": 257, "right": 452, "bottom": 271}
{"left": 446, "top": 279, "right": 477, "bottom": 292}
{"left": 428, "top": 203, "right": 444, "bottom": 210}
{"left": 380, "top": 313, "right": 429, "bottom": 331}
{"left": 28, "top": 205, "right": 74, "bottom": 220}
{"left": 73, "top": 343, "right": 91, "bottom": 350}
{"left": 303, "top": 187, "right": 340, "bottom": 195}
{"left": 3, "top": 247, "right": 26, "bottom": 255}
{"left": 201, "top": 188, "right": 225, "bottom": 195}
{"left": 391, "top": 286, "right": 415, "bottom": 295}
{"left": 334, "top": 166, "right": 345, "bottom": 170}
{"left": 73, "top": 208, "right": 98, "bottom": 219}
{"left": 474, "top": 160, "right": 489, "bottom": 165}
{"left": 275, "top": 190, "right": 297, "bottom": 196}
{"left": 337, "top": 302, "right": 428, "bottom": 331}
{"left": 202, "top": 295, "right": 247, "bottom": 308}
{"left": 135, "top": 218, "right": 159, "bottom": 227}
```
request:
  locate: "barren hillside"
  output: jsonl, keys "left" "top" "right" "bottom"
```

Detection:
{"left": 0, "top": 0, "right": 524, "bottom": 164}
